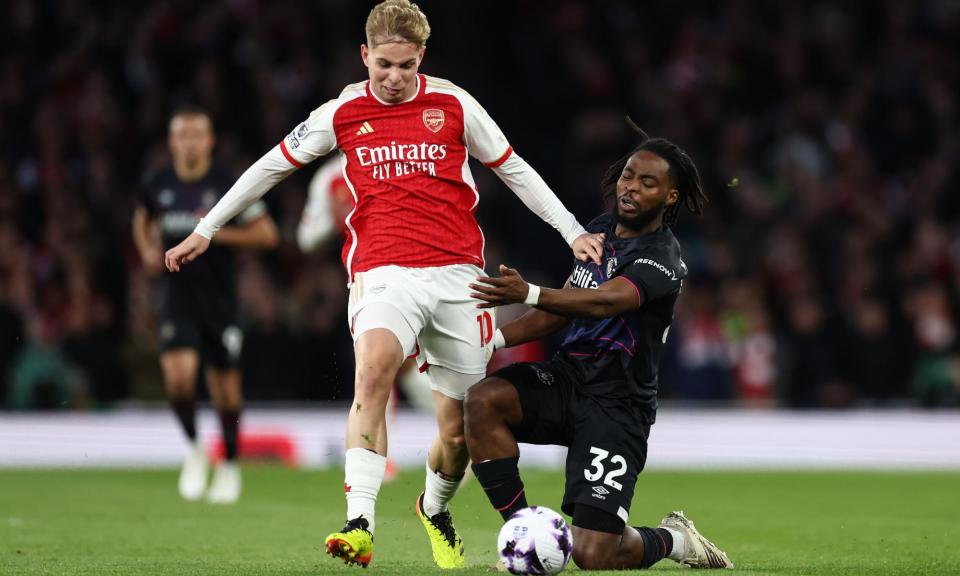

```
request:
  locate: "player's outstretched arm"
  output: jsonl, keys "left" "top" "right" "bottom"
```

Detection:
{"left": 489, "top": 153, "right": 605, "bottom": 264}
{"left": 164, "top": 144, "right": 303, "bottom": 272}
{"left": 471, "top": 264, "right": 640, "bottom": 320}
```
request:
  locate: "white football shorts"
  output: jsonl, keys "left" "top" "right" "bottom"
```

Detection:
{"left": 348, "top": 264, "right": 497, "bottom": 399}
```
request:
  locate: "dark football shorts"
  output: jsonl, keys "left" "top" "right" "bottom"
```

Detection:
{"left": 489, "top": 357, "right": 651, "bottom": 533}
{"left": 158, "top": 313, "right": 242, "bottom": 369}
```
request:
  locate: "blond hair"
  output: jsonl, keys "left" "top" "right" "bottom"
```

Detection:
{"left": 365, "top": 0, "right": 431, "bottom": 48}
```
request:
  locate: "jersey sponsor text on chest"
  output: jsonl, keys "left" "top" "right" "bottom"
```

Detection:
{"left": 571, "top": 264, "right": 599, "bottom": 289}
{"left": 355, "top": 141, "right": 448, "bottom": 180}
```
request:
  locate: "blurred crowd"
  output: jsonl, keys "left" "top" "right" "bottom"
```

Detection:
{"left": 1, "top": 0, "right": 958, "bottom": 409}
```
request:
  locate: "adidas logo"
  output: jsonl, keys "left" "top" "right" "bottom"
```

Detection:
{"left": 356, "top": 121, "right": 374, "bottom": 136}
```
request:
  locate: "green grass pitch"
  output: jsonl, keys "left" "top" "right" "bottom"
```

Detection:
{"left": 1, "top": 467, "right": 957, "bottom": 575}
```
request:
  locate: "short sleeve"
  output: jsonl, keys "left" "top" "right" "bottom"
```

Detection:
{"left": 279, "top": 99, "right": 340, "bottom": 168}
{"left": 619, "top": 254, "right": 682, "bottom": 305}
{"left": 459, "top": 92, "right": 512, "bottom": 168}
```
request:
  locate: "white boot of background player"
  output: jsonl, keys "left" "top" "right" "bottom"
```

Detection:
{"left": 207, "top": 461, "right": 241, "bottom": 504}
{"left": 178, "top": 442, "right": 208, "bottom": 501}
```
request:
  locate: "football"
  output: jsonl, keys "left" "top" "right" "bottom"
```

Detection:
{"left": 497, "top": 506, "right": 573, "bottom": 575}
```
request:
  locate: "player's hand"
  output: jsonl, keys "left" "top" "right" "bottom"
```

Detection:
{"left": 164, "top": 232, "right": 210, "bottom": 272}
{"left": 139, "top": 246, "right": 165, "bottom": 277}
{"left": 572, "top": 232, "right": 605, "bottom": 265}
{"left": 470, "top": 264, "right": 529, "bottom": 308}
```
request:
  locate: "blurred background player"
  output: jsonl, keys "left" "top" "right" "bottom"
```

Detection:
{"left": 466, "top": 129, "right": 731, "bottom": 569}
{"left": 133, "top": 106, "right": 279, "bottom": 504}
{"left": 164, "top": 0, "right": 604, "bottom": 567}
{"left": 296, "top": 155, "right": 352, "bottom": 255}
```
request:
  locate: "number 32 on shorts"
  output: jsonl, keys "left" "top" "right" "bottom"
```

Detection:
{"left": 584, "top": 446, "right": 628, "bottom": 491}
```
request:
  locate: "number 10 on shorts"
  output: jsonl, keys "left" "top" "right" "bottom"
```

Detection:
{"left": 584, "top": 446, "right": 627, "bottom": 491}
{"left": 476, "top": 311, "right": 494, "bottom": 347}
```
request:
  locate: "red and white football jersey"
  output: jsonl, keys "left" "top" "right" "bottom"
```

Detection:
{"left": 279, "top": 74, "right": 513, "bottom": 279}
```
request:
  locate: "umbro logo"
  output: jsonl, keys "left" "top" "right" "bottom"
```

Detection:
{"left": 592, "top": 486, "right": 610, "bottom": 495}
{"left": 356, "top": 121, "right": 374, "bottom": 136}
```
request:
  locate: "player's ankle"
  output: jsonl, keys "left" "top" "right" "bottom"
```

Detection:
{"left": 634, "top": 526, "right": 674, "bottom": 568}
{"left": 344, "top": 448, "right": 387, "bottom": 534}
{"left": 472, "top": 457, "right": 527, "bottom": 520}
{"left": 422, "top": 464, "right": 462, "bottom": 517}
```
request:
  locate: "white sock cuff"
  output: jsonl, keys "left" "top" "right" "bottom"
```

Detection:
{"left": 422, "top": 463, "right": 462, "bottom": 517}
{"left": 344, "top": 448, "right": 387, "bottom": 534}
{"left": 345, "top": 448, "right": 387, "bottom": 478}
{"left": 426, "top": 463, "right": 461, "bottom": 484}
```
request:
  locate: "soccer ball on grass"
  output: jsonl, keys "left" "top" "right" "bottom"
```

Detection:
{"left": 496, "top": 506, "right": 573, "bottom": 575}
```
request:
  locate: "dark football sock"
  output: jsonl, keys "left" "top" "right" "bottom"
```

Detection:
{"left": 219, "top": 409, "right": 240, "bottom": 461}
{"left": 169, "top": 396, "right": 196, "bottom": 441}
{"left": 472, "top": 456, "right": 528, "bottom": 520}
{"left": 634, "top": 526, "right": 673, "bottom": 568}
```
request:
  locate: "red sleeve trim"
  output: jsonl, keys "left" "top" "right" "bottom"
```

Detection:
{"left": 279, "top": 139, "right": 304, "bottom": 169}
{"left": 484, "top": 146, "right": 513, "bottom": 168}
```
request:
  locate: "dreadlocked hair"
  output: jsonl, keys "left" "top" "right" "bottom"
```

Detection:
{"left": 601, "top": 117, "right": 708, "bottom": 227}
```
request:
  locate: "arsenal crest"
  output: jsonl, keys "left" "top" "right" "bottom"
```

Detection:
{"left": 422, "top": 109, "right": 444, "bottom": 133}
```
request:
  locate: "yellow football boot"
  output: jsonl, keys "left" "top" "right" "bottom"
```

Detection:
{"left": 325, "top": 516, "right": 374, "bottom": 567}
{"left": 415, "top": 492, "right": 465, "bottom": 569}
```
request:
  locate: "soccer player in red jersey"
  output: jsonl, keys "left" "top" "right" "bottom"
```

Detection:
{"left": 164, "top": 0, "right": 603, "bottom": 567}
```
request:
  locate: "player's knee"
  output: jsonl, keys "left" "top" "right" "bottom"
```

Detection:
{"left": 163, "top": 374, "right": 194, "bottom": 397}
{"left": 439, "top": 431, "right": 467, "bottom": 455}
{"left": 572, "top": 540, "right": 615, "bottom": 570}
{"left": 354, "top": 368, "right": 393, "bottom": 403}
{"left": 464, "top": 380, "right": 499, "bottom": 428}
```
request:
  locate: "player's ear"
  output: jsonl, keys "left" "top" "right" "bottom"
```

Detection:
{"left": 360, "top": 44, "right": 370, "bottom": 67}
{"left": 666, "top": 189, "right": 679, "bottom": 207}
{"left": 417, "top": 45, "right": 426, "bottom": 63}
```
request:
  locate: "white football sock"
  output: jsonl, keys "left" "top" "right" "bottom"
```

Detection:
{"left": 422, "top": 463, "right": 461, "bottom": 517}
{"left": 664, "top": 527, "right": 686, "bottom": 561}
{"left": 344, "top": 448, "right": 387, "bottom": 534}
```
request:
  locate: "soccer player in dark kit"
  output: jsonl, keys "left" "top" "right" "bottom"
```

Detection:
{"left": 466, "top": 127, "right": 733, "bottom": 570}
{"left": 133, "top": 106, "right": 279, "bottom": 504}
